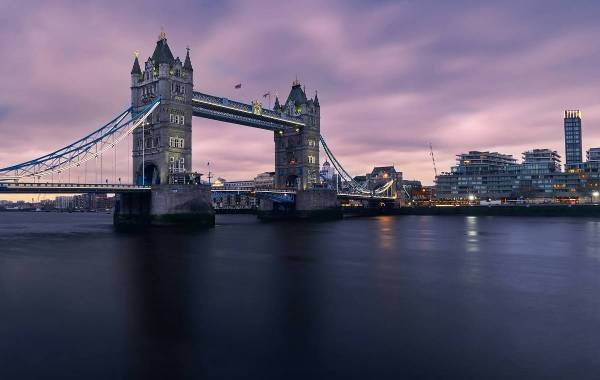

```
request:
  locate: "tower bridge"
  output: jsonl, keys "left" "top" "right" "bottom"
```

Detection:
{"left": 0, "top": 31, "right": 399, "bottom": 226}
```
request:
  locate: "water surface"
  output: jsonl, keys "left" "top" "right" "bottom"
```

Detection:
{"left": 1, "top": 212, "right": 599, "bottom": 379}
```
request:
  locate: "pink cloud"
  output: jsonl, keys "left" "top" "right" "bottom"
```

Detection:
{"left": 2, "top": 0, "right": 600, "bottom": 187}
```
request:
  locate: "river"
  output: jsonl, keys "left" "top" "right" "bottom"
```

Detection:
{"left": 1, "top": 212, "right": 599, "bottom": 379}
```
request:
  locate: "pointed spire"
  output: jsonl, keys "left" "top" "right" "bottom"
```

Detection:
{"left": 152, "top": 29, "right": 174, "bottom": 65}
{"left": 274, "top": 96, "right": 281, "bottom": 110}
{"left": 131, "top": 51, "right": 141, "bottom": 75}
{"left": 184, "top": 46, "right": 193, "bottom": 71}
{"left": 314, "top": 90, "right": 319, "bottom": 107}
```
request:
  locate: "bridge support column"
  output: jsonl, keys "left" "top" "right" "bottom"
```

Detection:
{"left": 258, "top": 189, "right": 342, "bottom": 221}
{"left": 114, "top": 184, "right": 214, "bottom": 229}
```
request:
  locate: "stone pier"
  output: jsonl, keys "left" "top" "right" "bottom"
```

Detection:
{"left": 114, "top": 184, "right": 215, "bottom": 229}
{"left": 257, "top": 189, "right": 342, "bottom": 221}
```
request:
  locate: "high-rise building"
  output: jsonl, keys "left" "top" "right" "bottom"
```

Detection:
{"left": 564, "top": 110, "right": 582, "bottom": 167}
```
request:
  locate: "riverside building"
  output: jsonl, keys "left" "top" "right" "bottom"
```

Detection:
{"left": 435, "top": 151, "right": 519, "bottom": 199}
{"left": 564, "top": 110, "right": 583, "bottom": 167}
{"left": 435, "top": 149, "right": 585, "bottom": 200}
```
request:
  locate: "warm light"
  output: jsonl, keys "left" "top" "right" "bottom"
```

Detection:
{"left": 593, "top": 191, "right": 599, "bottom": 198}
{"left": 468, "top": 194, "right": 475, "bottom": 201}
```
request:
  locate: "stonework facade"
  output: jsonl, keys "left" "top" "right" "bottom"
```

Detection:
{"left": 130, "top": 33, "right": 193, "bottom": 185}
{"left": 273, "top": 81, "right": 321, "bottom": 189}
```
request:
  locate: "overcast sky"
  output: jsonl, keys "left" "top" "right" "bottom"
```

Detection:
{"left": 1, "top": 0, "right": 600, "bottom": 187}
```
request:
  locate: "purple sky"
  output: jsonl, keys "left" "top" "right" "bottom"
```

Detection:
{"left": 2, "top": 0, "right": 600, "bottom": 186}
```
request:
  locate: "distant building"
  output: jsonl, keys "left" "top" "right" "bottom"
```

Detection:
{"left": 211, "top": 178, "right": 256, "bottom": 209}
{"left": 435, "top": 149, "right": 590, "bottom": 200}
{"left": 521, "top": 149, "right": 561, "bottom": 173}
{"left": 254, "top": 172, "right": 275, "bottom": 189}
{"left": 436, "top": 151, "right": 519, "bottom": 199}
{"left": 223, "top": 180, "right": 254, "bottom": 191}
{"left": 587, "top": 148, "right": 600, "bottom": 162}
{"left": 353, "top": 175, "right": 367, "bottom": 187}
{"left": 517, "top": 149, "right": 562, "bottom": 194}
{"left": 367, "top": 166, "right": 403, "bottom": 193}
{"left": 55, "top": 196, "right": 74, "bottom": 210}
{"left": 320, "top": 161, "right": 334, "bottom": 181}
{"left": 564, "top": 110, "right": 583, "bottom": 167}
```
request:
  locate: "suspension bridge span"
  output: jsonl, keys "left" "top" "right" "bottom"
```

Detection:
{"left": 0, "top": 32, "right": 399, "bottom": 226}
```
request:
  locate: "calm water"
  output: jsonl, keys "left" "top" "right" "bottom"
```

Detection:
{"left": 1, "top": 212, "right": 599, "bottom": 379}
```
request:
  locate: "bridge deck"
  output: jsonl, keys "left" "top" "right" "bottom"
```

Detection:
{"left": 0, "top": 183, "right": 396, "bottom": 201}
{"left": 0, "top": 183, "right": 151, "bottom": 194}
{"left": 192, "top": 92, "right": 305, "bottom": 131}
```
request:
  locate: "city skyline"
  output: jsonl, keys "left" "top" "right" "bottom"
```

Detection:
{"left": 2, "top": 1, "right": 600, "bottom": 192}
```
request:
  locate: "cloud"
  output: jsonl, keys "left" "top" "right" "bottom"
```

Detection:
{"left": 1, "top": 0, "right": 600, "bottom": 186}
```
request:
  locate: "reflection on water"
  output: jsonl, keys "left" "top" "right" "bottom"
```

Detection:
{"left": 376, "top": 216, "right": 394, "bottom": 250}
{"left": 465, "top": 216, "right": 479, "bottom": 253}
{"left": 1, "top": 213, "right": 600, "bottom": 379}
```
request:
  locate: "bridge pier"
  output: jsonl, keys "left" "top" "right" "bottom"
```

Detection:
{"left": 257, "top": 189, "right": 342, "bottom": 221}
{"left": 114, "top": 184, "right": 214, "bottom": 229}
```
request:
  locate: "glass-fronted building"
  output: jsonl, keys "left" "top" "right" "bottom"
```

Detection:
{"left": 564, "top": 110, "right": 582, "bottom": 167}
{"left": 435, "top": 149, "right": 586, "bottom": 199}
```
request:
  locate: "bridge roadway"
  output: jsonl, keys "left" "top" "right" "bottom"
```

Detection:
{"left": 192, "top": 91, "right": 305, "bottom": 131}
{"left": 0, "top": 182, "right": 151, "bottom": 194}
{"left": 0, "top": 182, "right": 396, "bottom": 201}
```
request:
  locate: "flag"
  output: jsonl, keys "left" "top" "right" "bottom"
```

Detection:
{"left": 263, "top": 92, "right": 270, "bottom": 98}
{"left": 234, "top": 83, "right": 242, "bottom": 89}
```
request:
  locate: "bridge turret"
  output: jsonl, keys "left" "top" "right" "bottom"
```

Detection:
{"left": 274, "top": 79, "right": 321, "bottom": 190}
{"left": 130, "top": 31, "right": 194, "bottom": 185}
{"left": 130, "top": 53, "right": 142, "bottom": 85}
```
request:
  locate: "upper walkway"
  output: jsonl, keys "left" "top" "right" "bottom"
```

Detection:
{"left": 192, "top": 91, "right": 305, "bottom": 131}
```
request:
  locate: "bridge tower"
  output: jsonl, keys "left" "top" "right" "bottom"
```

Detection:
{"left": 130, "top": 31, "right": 193, "bottom": 185}
{"left": 274, "top": 80, "right": 320, "bottom": 189}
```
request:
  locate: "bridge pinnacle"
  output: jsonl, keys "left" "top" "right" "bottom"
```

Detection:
{"left": 131, "top": 54, "right": 142, "bottom": 75}
{"left": 184, "top": 46, "right": 193, "bottom": 71}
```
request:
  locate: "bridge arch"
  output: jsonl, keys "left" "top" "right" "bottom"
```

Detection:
{"left": 136, "top": 162, "right": 160, "bottom": 185}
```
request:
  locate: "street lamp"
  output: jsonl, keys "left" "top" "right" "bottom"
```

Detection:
{"left": 468, "top": 194, "right": 476, "bottom": 202}
{"left": 592, "top": 191, "right": 599, "bottom": 204}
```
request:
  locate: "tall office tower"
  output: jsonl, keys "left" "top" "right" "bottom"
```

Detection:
{"left": 564, "top": 110, "right": 582, "bottom": 167}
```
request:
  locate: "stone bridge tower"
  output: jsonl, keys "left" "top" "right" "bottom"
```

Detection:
{"left": 130, "top": 31, "right": 193, "bottom": 185}
{"left": 274, "top": 80, "right": 321, "bottom": 189}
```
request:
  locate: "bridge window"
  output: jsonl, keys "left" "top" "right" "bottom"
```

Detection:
{"left": 308, "top": 155, "right": 316, "bottom": 164}
{"left": 169, "top": 114, "right": 185, "bottom": 125}
{"left": 169, "top": 137, "right": 185, "bottom": 148}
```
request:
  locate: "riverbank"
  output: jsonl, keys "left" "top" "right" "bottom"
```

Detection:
{"left": 395, "top": 204, "right": 600, "bottom": 217}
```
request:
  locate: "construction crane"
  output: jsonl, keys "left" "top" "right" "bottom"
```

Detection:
{"left": 429, "top": 142, "right": 438, "bottom": 178}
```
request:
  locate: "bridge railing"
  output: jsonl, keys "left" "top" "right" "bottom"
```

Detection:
{"left": 0, "top": 182, "right": 151, "bottom": 189}
{"left": 192, "top": 91, "right": 304, "bottom": 125}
